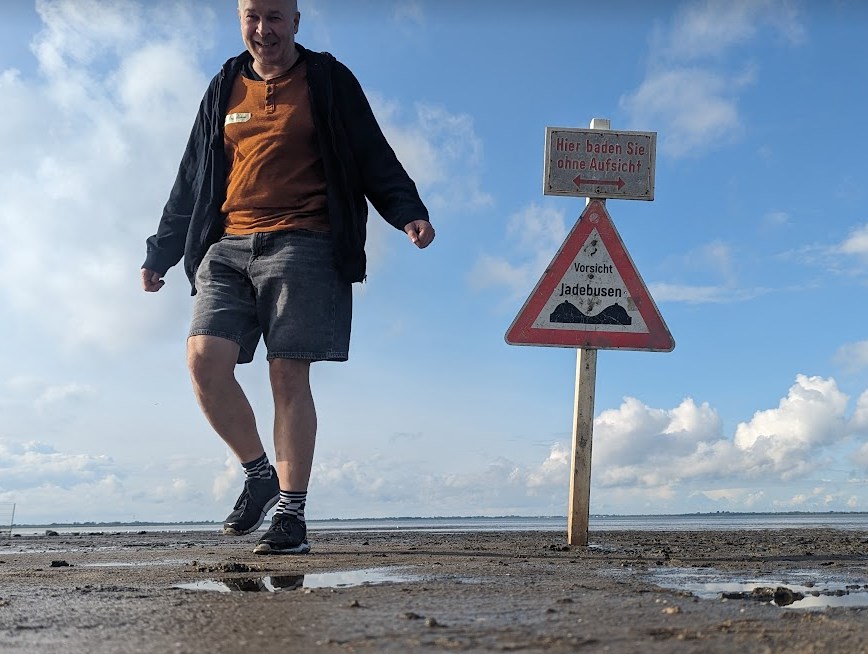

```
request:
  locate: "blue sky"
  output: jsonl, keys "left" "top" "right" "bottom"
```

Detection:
{"left": 1, "top": 0, "right": 867, "bottom": 524}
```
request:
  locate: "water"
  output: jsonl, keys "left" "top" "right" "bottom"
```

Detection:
{"left": 175, "top": 567, "right": 421, "bottom": 593}
{"left": 646, "top": 566, "right": 868, "bottom": 610}
{"left": 10, "top": 512, "right": 868, "bottom": 536}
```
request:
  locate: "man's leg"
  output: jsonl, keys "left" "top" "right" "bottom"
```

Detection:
{"left": 187, "top": 334, "right": 265, "bottom": 462}
{"left": 270, "top": 358, "right": 317, "bottom": 489}
{"left": 252, "top": 358, "right": 315, "bottom": 555}
{"left": 187, "top": 334, "right": 279, "bottom": 535}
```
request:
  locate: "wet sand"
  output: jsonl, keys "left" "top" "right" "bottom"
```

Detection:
{"left": 1, "top": 528, "right": 866, "bottom": 653}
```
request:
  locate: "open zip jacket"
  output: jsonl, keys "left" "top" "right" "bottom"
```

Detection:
{"left": 143, "top": 45, "right": 429, "bottom": 292}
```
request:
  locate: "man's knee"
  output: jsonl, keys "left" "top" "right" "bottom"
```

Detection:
{"left": 187, "top": 335, "right": 239, "bottom": 387}
{"left": 269, "top": 358, "right": 311, "bottom": 396}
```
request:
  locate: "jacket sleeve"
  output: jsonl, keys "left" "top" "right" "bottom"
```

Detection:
{"left": 142, "top": 88, "right": 213, "bottom": 276}
{"left": 331, "top": 61, "right": 429, "bottom": 230}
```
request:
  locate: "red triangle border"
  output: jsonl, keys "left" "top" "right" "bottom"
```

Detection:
{"left": 505, "top": 200, "right": 674, "bottom": 351}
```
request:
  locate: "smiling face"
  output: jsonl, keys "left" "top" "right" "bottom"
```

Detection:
{"left": 238, "top": 0, "right": 300, "bottom": 78}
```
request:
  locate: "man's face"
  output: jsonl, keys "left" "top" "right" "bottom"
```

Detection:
{"left": 238, "top": 0, "right": 300, "bottom": 72}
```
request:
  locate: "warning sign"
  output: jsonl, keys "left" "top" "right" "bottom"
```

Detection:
{"left": 505, "top": 201, "right": 674, "bottom": 351}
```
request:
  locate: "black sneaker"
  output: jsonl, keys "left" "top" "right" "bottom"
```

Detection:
{"left": 253, "top": 513, "right": 311, "bottom": 555}
{"left": 222, "top": 469, "right": 280, "bottom": 536}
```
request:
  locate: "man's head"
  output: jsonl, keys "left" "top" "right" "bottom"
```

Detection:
{"left": 238, "top": 0, "right": 300, "bottom": 77}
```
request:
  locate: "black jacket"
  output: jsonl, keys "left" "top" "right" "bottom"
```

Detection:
{"left": 143, "top": 45, "right": 429, "bottom": 290}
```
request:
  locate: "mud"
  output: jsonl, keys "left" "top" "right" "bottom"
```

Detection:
{"left": 1, "top": 528, "right": 866, "bottom": 653}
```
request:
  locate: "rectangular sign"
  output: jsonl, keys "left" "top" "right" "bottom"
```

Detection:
{"left": 544, "top": 127, "right": 656, "bottom": 200}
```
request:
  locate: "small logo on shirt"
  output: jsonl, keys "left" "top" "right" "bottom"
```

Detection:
{"left": 225, "top": 112, "right": 252, "bottom": 125}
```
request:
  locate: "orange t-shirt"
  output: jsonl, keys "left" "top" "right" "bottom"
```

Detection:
{"left": 221, "top": 61, "right": 329, "bottom": 234}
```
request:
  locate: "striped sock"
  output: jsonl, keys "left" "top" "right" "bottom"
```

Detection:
{"left": 274, "top": 490, "right": 306, "bottom": 523}
{"left": 241, "top": 453, "right": 273, "bottom": 480}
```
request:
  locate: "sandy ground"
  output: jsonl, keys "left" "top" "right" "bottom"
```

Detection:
{"left": 1, "top": 527, "right": 867, "bottom": 653}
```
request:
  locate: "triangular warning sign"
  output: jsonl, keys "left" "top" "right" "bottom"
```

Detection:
{"left": 505, "top": 200, "right": 674, "bottom": 351}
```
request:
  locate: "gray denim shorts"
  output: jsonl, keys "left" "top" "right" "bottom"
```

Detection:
{"left": 190, "top": 229, "right": 352, "bottom": 364}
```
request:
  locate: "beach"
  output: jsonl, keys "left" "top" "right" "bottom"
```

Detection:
{"left": 1, "top": 527, "right": 866, "bottom": 653}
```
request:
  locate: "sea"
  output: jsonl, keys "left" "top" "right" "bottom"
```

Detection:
{"left": 8, "top": 513, "right": 868, "bottom": 536}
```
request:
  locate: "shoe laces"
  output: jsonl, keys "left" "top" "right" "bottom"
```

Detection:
{"left": 233, "top": 484, "right": 251, "bottom": 511}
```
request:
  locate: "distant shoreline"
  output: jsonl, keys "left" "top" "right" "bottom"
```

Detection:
{"left": 10, "top": 510, "right": 868, "bottom": 529}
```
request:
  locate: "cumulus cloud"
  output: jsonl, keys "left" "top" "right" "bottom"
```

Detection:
{"left": 212, "top": 455, "right": 241, "bottom": 501}
{"left": 733, "top": 375, "right": 849, "bottom": 478}
{"left": 297, "top": 375, "right": 867, "bottom": 517}
{"left": 579, "top": 376, "right": 863, "bottom": 504}
{"left": 0, "top": 0, "right": 213, "bottom": 353}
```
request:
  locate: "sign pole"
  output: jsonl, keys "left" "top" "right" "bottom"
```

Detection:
{"left": 567, "top": 347, "right": 596, "bottom": 545}
{"left": 567, "top": 117, "right": 609, "bottom": 546}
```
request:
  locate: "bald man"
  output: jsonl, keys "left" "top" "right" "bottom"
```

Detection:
{"left": 142, "top": 0, "right": 434, "bottom": 554}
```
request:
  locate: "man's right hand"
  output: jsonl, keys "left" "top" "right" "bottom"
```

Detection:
{"left": 141, "top": 268, "right": 165, "bottom": 292}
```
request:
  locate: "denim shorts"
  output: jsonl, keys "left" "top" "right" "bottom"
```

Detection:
{"left": 190, "top": 230, "right": 352, "bottom": 364}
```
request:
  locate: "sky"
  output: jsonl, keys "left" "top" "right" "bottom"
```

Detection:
{"left": 1, "top": 0, "right": 868, "bottom": 524}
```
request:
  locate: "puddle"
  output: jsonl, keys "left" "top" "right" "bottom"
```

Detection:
{"left": 81, "top": 559, "right": 191, "bottom": 568}
{"left": 175, "top": 567, "right": 422, "bottom": 593}
{"left": 646, "top": 567, "right": 868, "bottom": 609}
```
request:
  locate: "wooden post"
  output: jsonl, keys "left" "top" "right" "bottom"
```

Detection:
{"left": 566, "top": 117, "right": 609, "bottom": 546}
{"left": 567, "top": 347, "right": 597, "bottom": 545}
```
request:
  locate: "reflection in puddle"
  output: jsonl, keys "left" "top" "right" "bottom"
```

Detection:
{"left": 647, "top": 567, "right": 868, "bottom": 609}
{"left": 81, "top": 559, "right": 190, "bottom": 568}
{"left": 176, "top": 567, "right": 421, "bottom": 593}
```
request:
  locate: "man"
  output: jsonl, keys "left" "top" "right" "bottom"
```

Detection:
{"left": 141, "top": 0, "right": 434, "bottom": 555}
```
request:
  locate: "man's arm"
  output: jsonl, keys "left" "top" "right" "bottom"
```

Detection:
{"left": 141, "top": 86, "right": 215, "bottom": 289}
{"left": 330, "top": 61, "right": 430, "bottom": 232}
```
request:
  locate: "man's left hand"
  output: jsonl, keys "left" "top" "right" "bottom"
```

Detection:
{"left": 404, "top": 220, "right": 435, "bottom": 249}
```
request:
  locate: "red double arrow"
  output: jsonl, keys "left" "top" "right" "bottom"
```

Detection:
{"left": 573, "top": 175, "right": 625, "bottom": 190}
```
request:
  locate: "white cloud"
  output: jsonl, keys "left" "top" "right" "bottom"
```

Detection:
{"left": 370, "top": 96, "right": 491, "bottom": 214}
{"left": 0, "top": 0, "right": 212, "bottom": 353}
{"left": 840, "top": 224, "right": 868, "bottom": 258}
{"left": 470, "top": 203, "right": 567, "bottom": 299}
{"left": 623, "top": 0, "right": 805, "bottom": 157}
{"left": 0, "top": 438, "right": 113, "bottom": 489}
{"left": 620, "top": 67, "right": 749, "bottom": 157}
{"left": 660, "top": 0, "right": 805, "bottom": 61}
{"left": 212, "top": 455, "right": 241, "bottom": 501}
{"left": 733, "top": 375, "right": 848, "bottom": 477}
{"left": 578, "top": 376, "right": 862, "bottom": 497}
{"left": 526, "top": 443, "right": 569, "bottom": 490}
